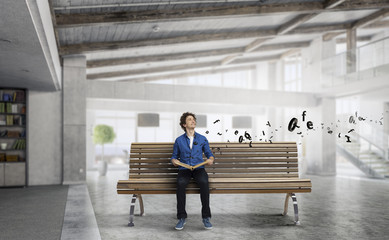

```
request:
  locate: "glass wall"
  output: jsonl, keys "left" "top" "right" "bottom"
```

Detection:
{"left": 88, "top": 110, "right": 282, "bottom": 168}
{"left": 283, "top": 54, "right": 302, "bottom": 92}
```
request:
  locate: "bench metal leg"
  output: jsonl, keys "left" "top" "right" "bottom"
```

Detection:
{"left": 282, "top": 193, "right": 290, "bottom": 216}
{"left": 128, "top": 194, "right": 145, "bottom": 227}
{"left": 138, "top": 194, "right": 144, "bottom": 216}
{"left": 128, "top": 194, "right": 137, "bottom": 227}
{"left": 282, "top": 193, "right": 300, "bottom": 225}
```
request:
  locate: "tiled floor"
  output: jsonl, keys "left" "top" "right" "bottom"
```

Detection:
{"left": 85, "top": 164, "right": 389, "bottom": 240}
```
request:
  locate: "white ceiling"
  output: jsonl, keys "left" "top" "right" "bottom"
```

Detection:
{"left": 0, "top": 0, "right": 61, "bottom": 91}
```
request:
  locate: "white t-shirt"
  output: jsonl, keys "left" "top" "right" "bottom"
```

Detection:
{"left": 188, "top": 135, "right": 194, "bottom": 149}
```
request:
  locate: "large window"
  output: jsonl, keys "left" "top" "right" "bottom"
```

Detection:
{"left": 89, "top": 111, "right": 277, "bottom": 168}
{"left": 284, "top": 54, "right": 302, "bottom": 92}
{"left": 93, "top": 111, "right": 136, "bottom": 165}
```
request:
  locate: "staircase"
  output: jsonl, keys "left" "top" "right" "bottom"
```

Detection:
{"left": 337, "top": 132, "right": 389, "bottom": 179}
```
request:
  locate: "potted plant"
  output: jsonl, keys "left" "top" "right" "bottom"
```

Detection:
{"left": 93, "top": 124, "right": 116, "bottom": 176}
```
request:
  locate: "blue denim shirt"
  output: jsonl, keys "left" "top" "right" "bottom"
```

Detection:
{"left": 171, "top": 132, "right": 214, "bottom": 170}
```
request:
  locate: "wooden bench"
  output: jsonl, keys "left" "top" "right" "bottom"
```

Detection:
{"left": 117, "top": 142, "right": 312, "bottom": 226}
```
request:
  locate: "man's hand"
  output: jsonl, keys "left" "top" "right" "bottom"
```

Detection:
{"left": 206, "top": 158, "right": 214, "bottom": 165}
{"left": 172, "top": 159, "right": 180, "bottom": 167}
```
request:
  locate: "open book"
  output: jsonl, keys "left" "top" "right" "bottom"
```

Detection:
{"left": 175, "top": 160, "right": 209, "bottom": 171}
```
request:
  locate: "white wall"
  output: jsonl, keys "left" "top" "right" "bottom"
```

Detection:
{"left": 28, "top": 90, "right": 62, "bottom": 185}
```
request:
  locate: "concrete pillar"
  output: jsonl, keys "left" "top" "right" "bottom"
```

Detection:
{"left": 346, "top": 28, "right": 357, "bottom": 73}
{"left": 62, "top": 56, "right": 87, "bottom": 184}
{"left": 268, "top": 62, "right": 277, "bottom": 91}
{"left": 305, "top": 98, "right": 337, "bottom": 176}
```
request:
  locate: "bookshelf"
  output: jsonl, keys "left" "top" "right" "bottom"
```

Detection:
{"left": 0, "top": 88, "right": 27, "bottom": 187}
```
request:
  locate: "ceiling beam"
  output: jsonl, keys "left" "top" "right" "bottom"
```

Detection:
{"left": 324, "top": 0, "right": 347, "bottom": 9}
{"left": 87, "top": 41, "right": 311, "bottom": 68}
{"left": 231, "top": 55, "right": 281, "bottom": 65}
{"left": 322, "top": 32, "right": 345, "bottom": 41}
{"left": 288, "top": 23, "right": 350, "bottom": 34}
{"left": 276, "top": 13, "right": 318, "bottom": 35}
{"left": 87, "top": 61, "right": 221, "bottom": 80}
{"left": 88, "top": 47, "right": 243, "bottom": 68}
{"left": 221, "top": 55, "right": 241, "bottom": 66}
{"left": 61, "top": 23, "right": 346, "bottom": 55}
{"left": 55, "top": 2, "right": 324, "bottom": 27}
{"left": 336, "top": 35, "right": 373, "bottom": 44}
{"left": 244, "top": 37, "right": 273, "bottom": 53}
{"left": 88, "top": 54, "right": 282, "bottom": 80}
{"left": 280, "top": 49, "right": 301, "bottom": 59}
{"left": 55, "top": 0, "right": 389, "bottom": 27}
{"left": 222, "top": 12, "right": 316, "bottom": 66}
{"left": 335, "top": 0, "right": 389, "bottom": 11}
{"left": 116, "top": 65, "right": 256, "bottom": 83}
{"left": 60, "top": 29, "right": 276, "bottom": 55}
{"left": 351, "top": 9, "right": 389, "bottom": 29}
{"left": 363, "top": 19, "right": 389, "bottom": 28}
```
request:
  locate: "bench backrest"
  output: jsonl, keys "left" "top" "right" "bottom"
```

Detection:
{"left": 129, "top": 142, "right": 299, "bottom": 179}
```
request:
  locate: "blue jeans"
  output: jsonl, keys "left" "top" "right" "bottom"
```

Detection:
{"left": 176, "top": 168, "right": 211, "bottom": 219}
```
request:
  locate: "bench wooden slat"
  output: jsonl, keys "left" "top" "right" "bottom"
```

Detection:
{"left": 130, "top": 153, "right": 298, "bottom": 159}
{"left": 117, "top": 188, "right": 311, "bottom": 194}
{"left": 119, "top": 178, "right": 311, "bottom": 183}
{"left": 131, "top": 148, "right": 298, "bottom": 153}
{"left": 130, "top": 168, "right": 298, "bottom": 174}
{"left": 129, "top": 163, "right": 298, "bottom": 168}
{"left": 129, "top": 158, "right": 299, "bottom": 164}
{"left": 118, "top": 182, "right": 312, "bottom": 190}
{"left": 131, "top": 142, "right": 297, "bottom": 149}
{"left": 128, "top": 173, "right": 300, "bottom": 178}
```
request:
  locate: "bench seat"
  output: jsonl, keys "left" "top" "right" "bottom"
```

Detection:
{"left": 117, "top": 178, "right": 312, "bottom": 194}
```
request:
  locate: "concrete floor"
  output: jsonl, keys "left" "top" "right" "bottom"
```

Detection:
{"left": 86, "top": 165, "right": 389, "bottom": 240}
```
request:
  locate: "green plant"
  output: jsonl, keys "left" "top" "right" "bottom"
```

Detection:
{"left": 93, "top": 124, "right": 116, "bottom": 162}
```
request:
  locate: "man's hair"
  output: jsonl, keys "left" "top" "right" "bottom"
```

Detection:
{"left": 180, "top": 112, "right": 196, "bottom": 132}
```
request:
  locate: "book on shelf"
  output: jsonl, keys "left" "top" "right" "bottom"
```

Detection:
{"left": 12, "top": 139, "right": 26, "bottom": 150}
{"left": 0, "top": 102, "right": 4, "bottom": 113}
{"left": 6, "top": 115, "right": 13, "bottom": 125}
{"left": 6, "top": 155, "right": 19, "bottom": 162}
{"left": 0, "top": 153, "right": 5, "bottom": 162}
{"left": 0, "top": 91, "right": 25, "bottom": 103}
{"left": 6, "top": 103, "right": 12, "bottom": 113}
{"left": 2, "top": 93, "right": 12, "bottom": 102}
{"left": 7, "top": 131, "right": 20, "bottom": 138}
{"left": 11, "top": 104, "right": 18, "bottom": 113}
{"left": 14, "top": 91, "right": 25, "bottom": 102}
{"left": 21, "top": 115, "right": 26, "bottom": 125}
